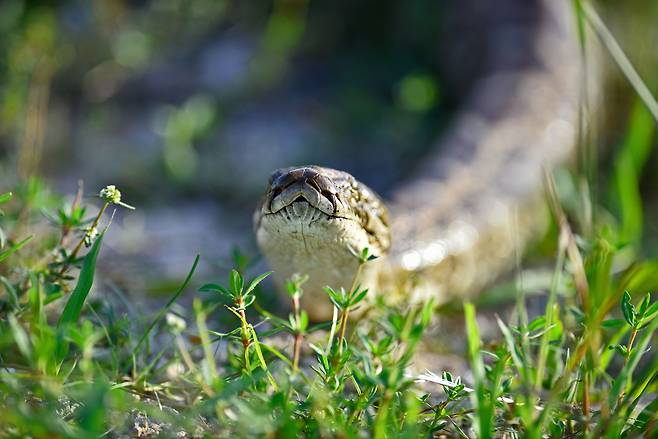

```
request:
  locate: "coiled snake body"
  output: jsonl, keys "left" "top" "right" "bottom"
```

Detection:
{"left": 255, "top": 0, "right": 587, "bottom": 319}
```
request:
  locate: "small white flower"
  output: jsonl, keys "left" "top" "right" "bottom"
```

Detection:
{"left": 166, "top": 361, "right": 186, "bottom": 379}
{"left": 98, "top": 184, "right": 135, "bottom": 209}
{"left": 99, "top": 185, "right": 122, "bottom": 204}
{"left": 166, "top": 312, "right": 187, "bottom": 333}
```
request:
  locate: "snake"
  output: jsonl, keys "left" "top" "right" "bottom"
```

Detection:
{"left": 254, "top": 0, "right": 589, "bottom": 319}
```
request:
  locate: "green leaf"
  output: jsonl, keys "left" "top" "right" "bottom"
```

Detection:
{"left": 0, "top": 192, "right": 12, "bottom": 204}
{"left": 198, "top": 283, "right": 222, "bottom": 291}
{"left": 299, "top": 311, "right": 308, "bottom": 332}
{"left": 229, "top": 269, "right": 244, "bottom": 295}
{"left": 242, "top": 294, "right": 256, "bottom": 309}
{"left": 602, "top": 319, "right": 626, "bottom": 329}
{"left": 349, "top": 286, "right": 369, "bottom": 307}
{"left": 285, "top": 273, "right": 308, "bottom": 296}
{"left": 8, "top": 314, "right": 31, "bottom": 361}
{"left": 638, "top": 292, "right": 651, "bottom": 317}
{"left": 644, "top": 300, "right": 658, "bottom": 317}
{"left": 638, "top": 301, "right": 658, "bottom": 328}
{"left": 0, "top": 235, "right": 33, "bottom": 263}
{"left": 244, "top": 271, "right": 272, "bottom": 296}
{"left": 528, "top": 316, "right": 547, "bottom": 332}
{"left": 199, "top": 283, "right": 232, "bottom": 297}
{"left": 324, "top": 286, "right": 345, "bottom": 310}
{"left": 621, "top": 291, "right": 636, "bottom": 327}
{"left": 57, "top": 232, "right": 105, "bottom": 327}
{"left": 608, "top": 344, "right": 629, "bottom": 357}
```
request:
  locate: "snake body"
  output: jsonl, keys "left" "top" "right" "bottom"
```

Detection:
{"left": 255, "top": 0, "right": 588, "bottom": 319}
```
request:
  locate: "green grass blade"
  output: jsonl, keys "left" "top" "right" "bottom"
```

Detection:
{"left": 249, "top": 325, "right": 278, "bottom": 390}
{"left": 0, "top": 235, "right": 33, "bottom": 263}
{"left": 583, "top": 3, "right": 658, "bottom": 123}
{"left": 464, "top": 302, "right": 492, "bottom": 439}
{"left": 612, "top": 101, "right": 655, "bottom": 243}
{"left": 496, "top": 316, "right": 524, "bottom": 371}
{"left": 571, "top": 0, "right": 587, "bottom": 50}
{"left": 536, "top": 241, "right": 566, "bottom": 390}
{"left": 194, "top": 297, "right": 218, "bottom": 383}
{"left": 634, "top": 394, "right": 658, "bottom": 435}
{"left": 57, "top": 232, "right": 104, "bottom": 327}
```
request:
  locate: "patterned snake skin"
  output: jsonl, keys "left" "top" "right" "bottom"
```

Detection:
{"left": 255, "top": 0, "right": 590, "bottom": 319}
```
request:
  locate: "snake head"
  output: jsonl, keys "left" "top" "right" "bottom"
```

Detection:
{"left": 254, "top": 165, "right": 391, "bottom": 319}
{"left": 256, "top": 165, "right": 390, "bottom": 253}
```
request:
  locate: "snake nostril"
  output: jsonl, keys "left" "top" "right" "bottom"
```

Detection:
{"left": 301, "top": 167, "right": 318, "bottom": 179}
{"left": 305, "top": 178, "right": 322, "bottom": 193}
{"left": 272, "top": 167, "right": 315, "bottom": 191}
{"left": 269, "top": 186, "right": 282, "bottom": 200}
{"left": 321, "top": 190, "right": 338, "bottom": 211}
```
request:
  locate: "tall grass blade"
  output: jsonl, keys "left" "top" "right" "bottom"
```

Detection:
{"left": 612, "top": 101, "right": 655, "bottom": 243}
{"left": 583, "top": 3, "right": 658, "bottom": 123}
{"left": 536, "top": 238, "right": 566, "bottom": 390}
{"left": 464, "top": 302, "right": 492, "bottom": 439}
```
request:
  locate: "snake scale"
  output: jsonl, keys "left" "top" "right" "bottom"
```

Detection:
{"left": 254, "top": 0, "right": 588, "bottom": 319}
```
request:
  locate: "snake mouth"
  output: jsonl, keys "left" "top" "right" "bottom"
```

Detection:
{"left": 266, "top": 166, "right": 340, "bottom": 216}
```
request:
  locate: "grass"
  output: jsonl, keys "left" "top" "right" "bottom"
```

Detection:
{"left": 1, "top": 159, "right": 658, "bottom": 438}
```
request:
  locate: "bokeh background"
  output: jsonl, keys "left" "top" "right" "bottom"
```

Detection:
{"left": 0, "top": 0, "right": 657, "bottom": 302}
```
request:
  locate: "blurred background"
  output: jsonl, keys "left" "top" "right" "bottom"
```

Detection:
{"left": 0, "top": 0, "right": 657, "bottom": 301}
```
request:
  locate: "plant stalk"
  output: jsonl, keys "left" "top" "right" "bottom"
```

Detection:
{"left": 292, "top": 333, "right": 302, "bottom": 373}
{"left": 291, "top": 293, "right": 303, "bottom": 373}
{"left": 59, "top": 201, "right": 108, "bottom": 276}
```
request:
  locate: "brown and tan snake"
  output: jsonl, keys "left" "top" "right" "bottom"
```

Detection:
{"left": 254, "top": 0, "right": 591, "bottom": 319}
